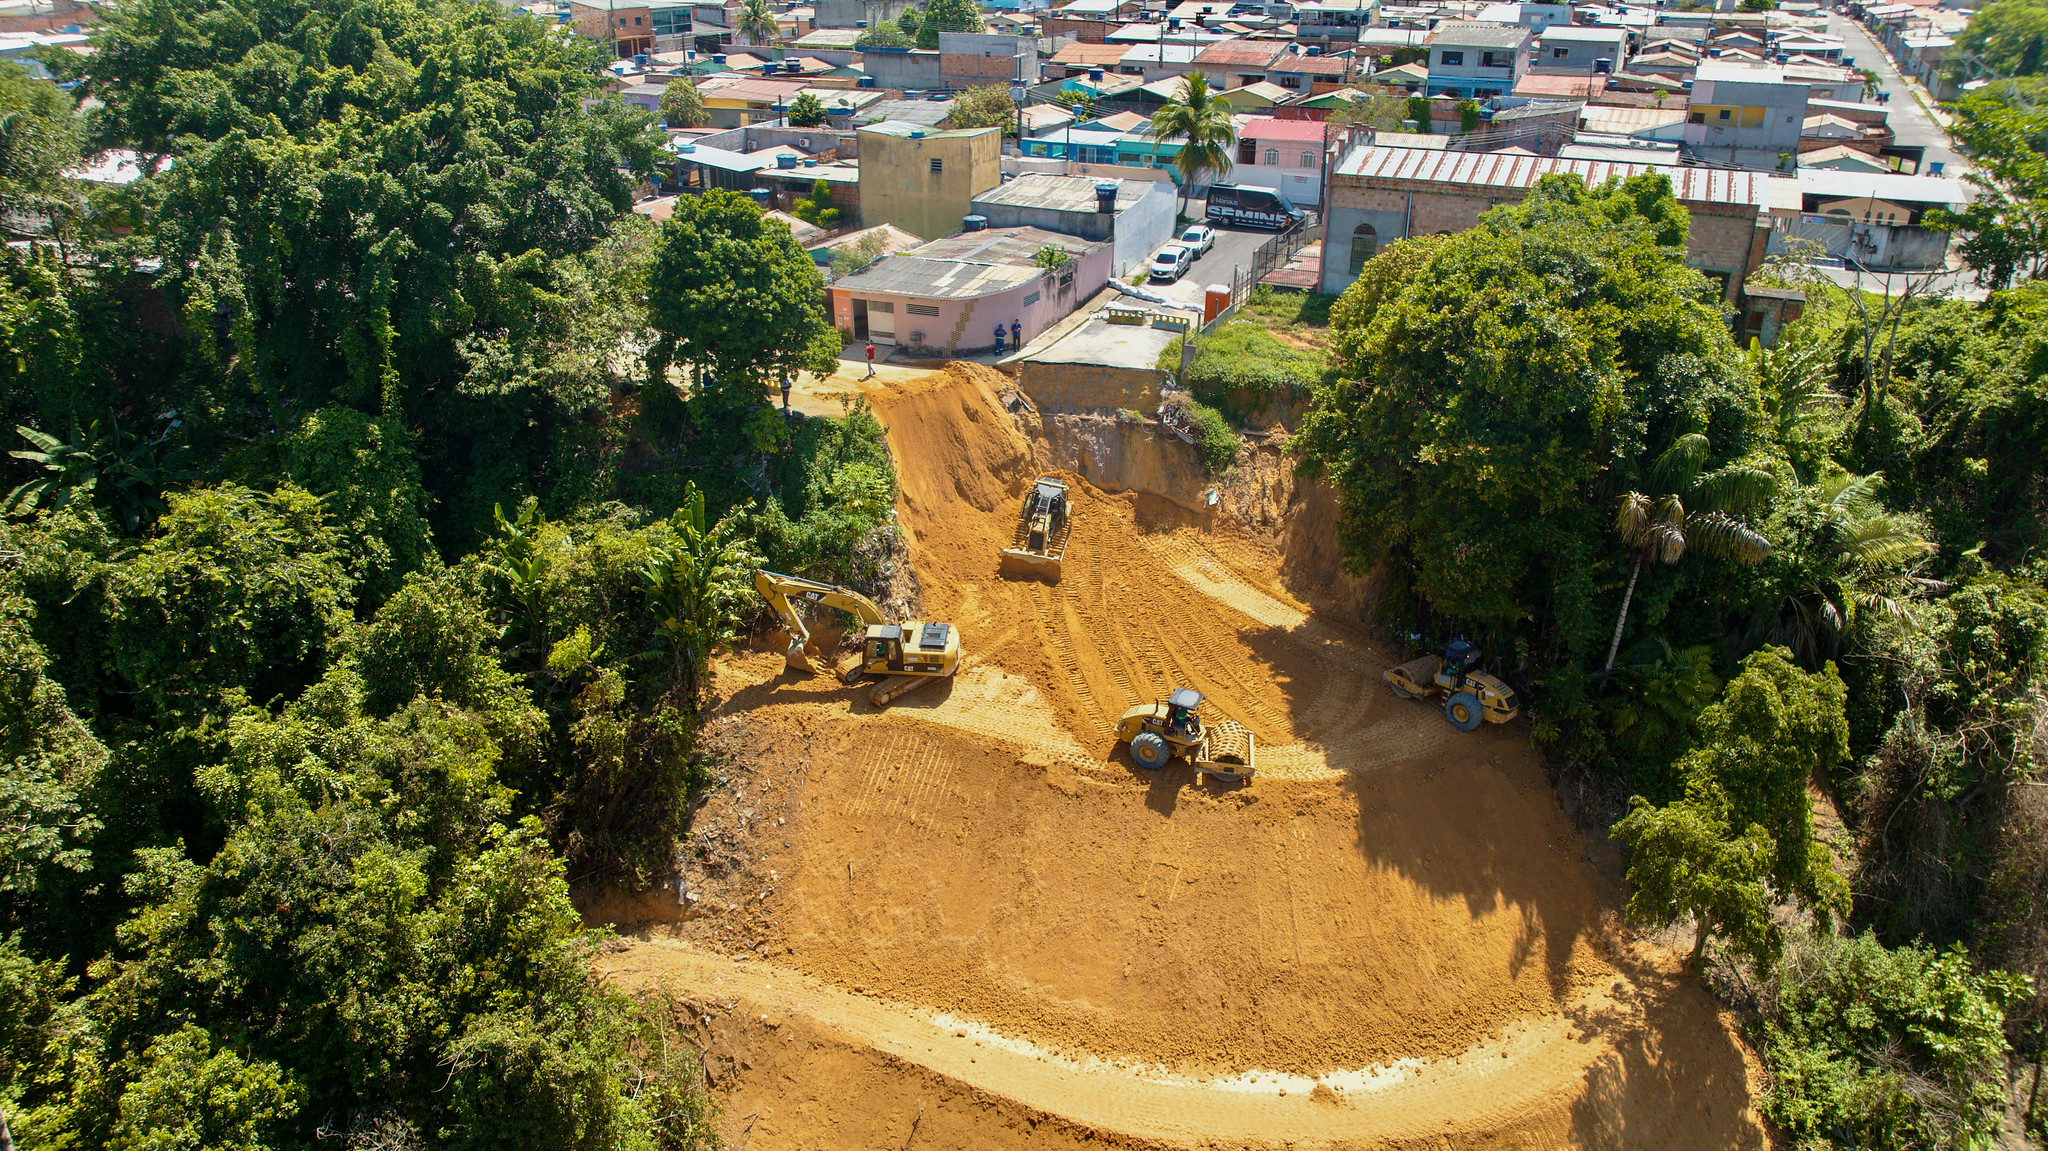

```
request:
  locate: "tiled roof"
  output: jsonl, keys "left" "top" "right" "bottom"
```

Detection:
{"left": 1193, "top": 39, "right": 1290, "bottom": 67}
{"left": 1270, "top": 52, "right": 1353, "bottom": 75}
{"left": 1425, "top": 20, "right": 1533, "bottom": 49}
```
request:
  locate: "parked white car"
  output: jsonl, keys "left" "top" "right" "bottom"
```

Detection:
{"left": 1178, "top": 224, "right": 1216, "bottom": 254}
{"left": 1149, "top": 244, "right": 1194, "bottom": 282}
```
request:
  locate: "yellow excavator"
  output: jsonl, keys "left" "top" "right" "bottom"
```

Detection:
{"left": 753, "top": 569, "right": 962, "bottom": 706}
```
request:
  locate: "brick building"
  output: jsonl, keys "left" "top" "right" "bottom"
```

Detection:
{"left": 1320, "top": 144, "right": 1776, "bottom": 302}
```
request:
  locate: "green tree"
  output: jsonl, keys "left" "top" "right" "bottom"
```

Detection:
{"left": 828, "top": 229, "right": 890, "bottom": 278}
{"left": 645, "top": 190, "right": 839, "bottom": 450}
{"left": 660, "top": 78, "right": 710, "bottom": 128}
{"left": 948, "top": 84, "right": 1017, "bottom": 133}
{"left": 0, "top": 550, "right": 105, "bottom": 917}
{"left": 896, "top": 4, "right": 923, "bottom": 37}
{"left": 279, "top": 407, "right": 433, "bottom": 608}
{"left": 788, "top": 179, "right": 841, "bottom": 229}
{"left": 737, "top": 0, "right": 778, "bottom": 44}
{"left": 4, "top": 418, "right": 196, "bottom": 533}
{"left": 915, "top": 0, "right": 982, "bottom": 48}
{"left": 1147, "top": 72, "right": 1237, "bottom": 218}
{"left": 1928, "top": 92, "right": 2048, "bottom": 290}
{"left": 83, "top": 0, "right": 661, "bottom": 471}
{"left": 1295, "top": 174, "right": 1758, "bottom": 662}
{"left": 0, "top": 61, "right": 82, "bottom": 238}
{"left": 1744, "top": 471, "right": 1937, "bottom": 667}
{"left": 856, "top": 20, "right": 914, "bottom": 48}
{"left": 1955, "top": 0, "right": 2048, "bottom": 77}
{"left": 786, "top": 91, "right": 830, "bottom": 127}
{"left": 1612, "top": 647, "right": 1852, "bottom": 968}
{"left": 1605, "top": 433, "right": 1774, "bottom": 671}
{"left": 640, "top": 482, "right": 759, "bottom": 702}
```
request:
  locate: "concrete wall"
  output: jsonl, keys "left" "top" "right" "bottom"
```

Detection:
{"left": 862, "top": 48, "right": 945, "bottom": 89}
{"left": 829, "top": 242, "right": 1113, "bottom": 352}
{"left": 857, "top": 125, "right": 1003, "bottom": 241}
{"left": 1319, "top": 179, "right": 1764, "bottom": 299}
{"left": 814, "top": 0, "right": 912, "bottom": 29}
{"left": 1018, "top": 360, "right": 1163, "bottom": 413}
{"left": 938, "top": 31, "right": 1038, "bottom": 84}
{"left": 1767, "top": 216, "right": 1951, "bottom": 270}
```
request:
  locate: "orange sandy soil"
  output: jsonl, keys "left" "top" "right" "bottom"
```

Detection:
{"left": 587, "top": 364, "right": 1768, "bottom": 1149}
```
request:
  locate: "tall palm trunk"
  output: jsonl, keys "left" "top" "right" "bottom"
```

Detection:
{"left": 1603, "top": 552, "right": 1645, "bottom": 673}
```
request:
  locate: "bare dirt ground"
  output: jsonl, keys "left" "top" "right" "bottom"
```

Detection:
{"left": 588, "top": 363, "right": 1768, "bottom": 1149}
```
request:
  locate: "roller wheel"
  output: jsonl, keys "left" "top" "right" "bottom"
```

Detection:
{"left": 1130, "top": 732, "right": 1172, "bottom": 770}
{"left": 1445, "top": 691, "right": 1484, "bottom": 732}
{"left": 1389, "top": 680, "right": 1418, "bottom": 700}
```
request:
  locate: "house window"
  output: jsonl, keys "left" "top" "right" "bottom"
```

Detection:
{"left": 1552, "top": 46, "right": 1569, "bottom": 58}
{"left": 1688, "top": 110, "right": 1706, "bottom": 123}
{"left": 930, "top": 157, "right": 944, "bottom": 173}
{"left": 1349, "top": 222, "right": 1378, "bottom": 274}
{"left": 1300, "top": 150, "right": 1315, "bottom": 167}
{"left": 1238, "top": 140, "right": 1257, "bottom": 164}
{"left": 907, "top": 303, "right": 941, "bottom": 316}
{"left": 869, "top": 300, "right": 895, "bottom": 311}
{"left": 1023, "top": 290, "right": 1040, "bottom": 305}
{"left": 1264, "top": 148, "right": 1278, "bottom": 165}
{"left": 1279, "top": 73, "right": 1301, "bottom": 88}
{"left": 635, "top": 16, "right": 643, "bottom": 24}
{"left": 1440, "top": 50, "right": 1463, "bottom": 66}
{"left": 1717, "top": 108, "right": 1732, "bottom": 121}
{"left": 617, "top": 16, "right": 626, "bottom": 25}
{"left": 1481, "top": 51, "right": 1505, "bottom": 67}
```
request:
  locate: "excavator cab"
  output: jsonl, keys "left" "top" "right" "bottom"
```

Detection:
{"left": 865, "top": 624, "right": 903, "bottom": 669}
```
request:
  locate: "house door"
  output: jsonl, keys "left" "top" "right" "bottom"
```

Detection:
{"left": 851, "top": 298, "right": 869, "bottom": 340}
{"left": 867, "top": 300, "right": 896, "bottom": 343}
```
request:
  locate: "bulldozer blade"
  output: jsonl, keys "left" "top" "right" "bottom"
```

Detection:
{"left": 999, "top": 547, "right": 1063, "bottom": 579}
{"left": 869, "top": 673, "right": 943, "bottom": 706}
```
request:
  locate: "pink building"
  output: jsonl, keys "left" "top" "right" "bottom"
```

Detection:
{"left": 829, "top": 225, "right": 1112, "bottom": 354}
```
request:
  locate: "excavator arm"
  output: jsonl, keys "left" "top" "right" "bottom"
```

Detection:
{"left": 753, "top": 569, "right": 888, "bottom": 673}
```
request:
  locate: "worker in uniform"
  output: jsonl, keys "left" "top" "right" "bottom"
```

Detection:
{"left": 1010, "top": 318, "right": 1022, "bottom": 348}
{"left": 993, "top": 322, "right": 1006, "bottom": 354}
{"left": 1439, "top": 632, "right": 1481, "bottom": 688}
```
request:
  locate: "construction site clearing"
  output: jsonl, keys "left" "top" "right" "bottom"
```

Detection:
{"left": 586, "top": 362, "right": 1768, "bottom": 1150}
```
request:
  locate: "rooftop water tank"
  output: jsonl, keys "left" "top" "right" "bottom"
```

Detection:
{"left": 963, "top": 214, "right": 989, "bottom": 231}
{"left": 678, "top": 142, "right": 698, "bottom": 153}
{"left": 713, "top": 53, "right": 727, "bottom": 64}
{"left": 1088, "top": 67, "right": 1105, "bottom": 80}
{"left": 1094, "top": 181, "right": 1118, "bottom": 213}
{"left": 803, "top": 157, "right": 818, "bottom": 167}
{"left": 909, "top": 127, "right": 925, "bottom": 138}
{"left": 777, "top": 153, "right": 799, "bottom": 168}
{"left": 857, "top": 75, "right": 877, "bottom": 87}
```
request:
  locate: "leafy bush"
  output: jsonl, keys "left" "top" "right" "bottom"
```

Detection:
{"left": 1762, "top": 930, "right": 2030, "bottom": 1150}
{"left": 1162, "top": 321, "right": 1324, "bottom": 424}
{"left": 1171, "top": 399, "right": 1239, "bottom": 474}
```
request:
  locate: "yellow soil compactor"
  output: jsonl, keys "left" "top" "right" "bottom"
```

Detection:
{"left": 1382, "top": 636, "right": 1520, "bottom": 731}
{"left": 1114, "top": 687, "right": 1256, "bottom": 785}
{"left": 753, "top": 569, "right": 961, "bottom": 706}
{"left": 999, "top": 477, "right": 1072, "bottom": 579}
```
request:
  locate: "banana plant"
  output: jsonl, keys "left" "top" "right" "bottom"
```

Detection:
{"left": 4, "top": 416, "right": 197, "bottom": 531}
{"left": 641, "top": 483, "right": 759, "bottom": 702}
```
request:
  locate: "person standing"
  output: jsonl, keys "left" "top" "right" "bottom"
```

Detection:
{"left": 864, "top": 342, "right": 876, "bottom": 379}
{"left": 993, "top": 322, "right": 1006, "bottom": 355}
{"left": 1010, "top": 318, "right": 1022, "bottom": 348}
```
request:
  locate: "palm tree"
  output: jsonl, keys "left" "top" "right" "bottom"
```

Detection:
{"left": 1147, "top": 73, "right": 1236, "bottom": 220}
{"left": 1605, "top": 433, "right": 1774, "bottom": 672}
{"left": 1746, "top": 471, "right": 1936, "bottom": 666}
{"left": 737, "top": 0, "right": 778, "bottom": 46}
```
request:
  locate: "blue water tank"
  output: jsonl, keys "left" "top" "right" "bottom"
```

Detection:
{"left": 713, "top": 53, "right": 727, "bottom": 64}
{"left": 777, "top": 153, "right": 799, "bottom": 168}
{"left": 858, "top": 76, "right": 877, "bottom": 87}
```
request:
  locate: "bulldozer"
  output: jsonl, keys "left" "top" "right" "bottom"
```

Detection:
{"left": 1382, "top": 636, "right": 1520, "bottom": 731}
{"left": 1113, "top": 687, "right": 1256, "bottom": 784}
{"left": 998, "top": 477, "right": 1071, "bottom": 579}
{"left": 753, "top": 569, "right": 962, "bottom": 706}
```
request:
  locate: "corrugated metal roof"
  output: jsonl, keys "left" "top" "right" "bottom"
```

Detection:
{"left": 1337, "top": 145, "right": 1774, "bottom": 208}
{"left": 1194, "top": 39, "right": 1289, "bottom": 67}
{"left": 1426, "top": 20, "right": 1533, "bottom": 48}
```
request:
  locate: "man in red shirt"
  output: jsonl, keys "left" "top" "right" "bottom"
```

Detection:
{"left": 864, "top": 342, "right": 876, "bottom": 379}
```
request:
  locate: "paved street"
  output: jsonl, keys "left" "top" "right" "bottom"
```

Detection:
{"left": 1140, "top": 220, "right": 1287, "bottom": 307}
{"left": 1826, "top": 12, "right": 1964, "bottom": 176}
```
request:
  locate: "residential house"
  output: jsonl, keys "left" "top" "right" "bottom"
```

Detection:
{"left": 830, "top": 225, "right": 1113, "bottom": 351}
{"left": 1229, "top": 115, "right": 1334, "bottom": 202}
{"left": 573, "top": 1, "right": 654, "bottom": 55}
{"left": 1117, "top": 41, "right": 1207, "bottom": 81}
{"left": 969, "top": 173, "right": 1178, "bottom": 276}
{"left": 1681, "top": 61, "right": 1808, "bottom": 170}
{"left": 1048, "top": 40, "right": 1129, "bottom": 76}
{"left": 938, "top": 31, "right": 1039, "bottom": 85}
{"left": 857, "top": 122, "right": 1004, "bottom": 243}
{"left": 1423, "top": 21, "right": 1532, "bottom": 98}
{"left": 1267, "top": 48, "right": 1357, "bottom": 91}
{"left": 813, "top": 0, "right": 913, "bottom": 28}
{"left": 696, "top": 75, "right": 811, "bottom": 127}
{"left": 1295, "top": 0, "right": 1379, "bottom": 42}
{"left": 1531, "top": 25, "right": 1629, "bottom": 76}
{"left": 1765, "top": 168, "right": 1965, "bottom": 270}
{"left": 1193, "top": 38, "right": 1293, "bottom": 89}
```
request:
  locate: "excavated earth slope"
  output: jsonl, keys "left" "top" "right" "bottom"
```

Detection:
{"left": 594, "top": 363, "right": 1766, "bottom": 1149}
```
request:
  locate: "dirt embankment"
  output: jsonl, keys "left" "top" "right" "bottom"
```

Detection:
{"left": 593, "top": 362, "right": 1766, "bottom": 1149}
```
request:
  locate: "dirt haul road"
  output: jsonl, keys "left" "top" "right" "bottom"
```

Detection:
{"left": 597, "top": 363, "right": 1766, "bottom": 1148}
